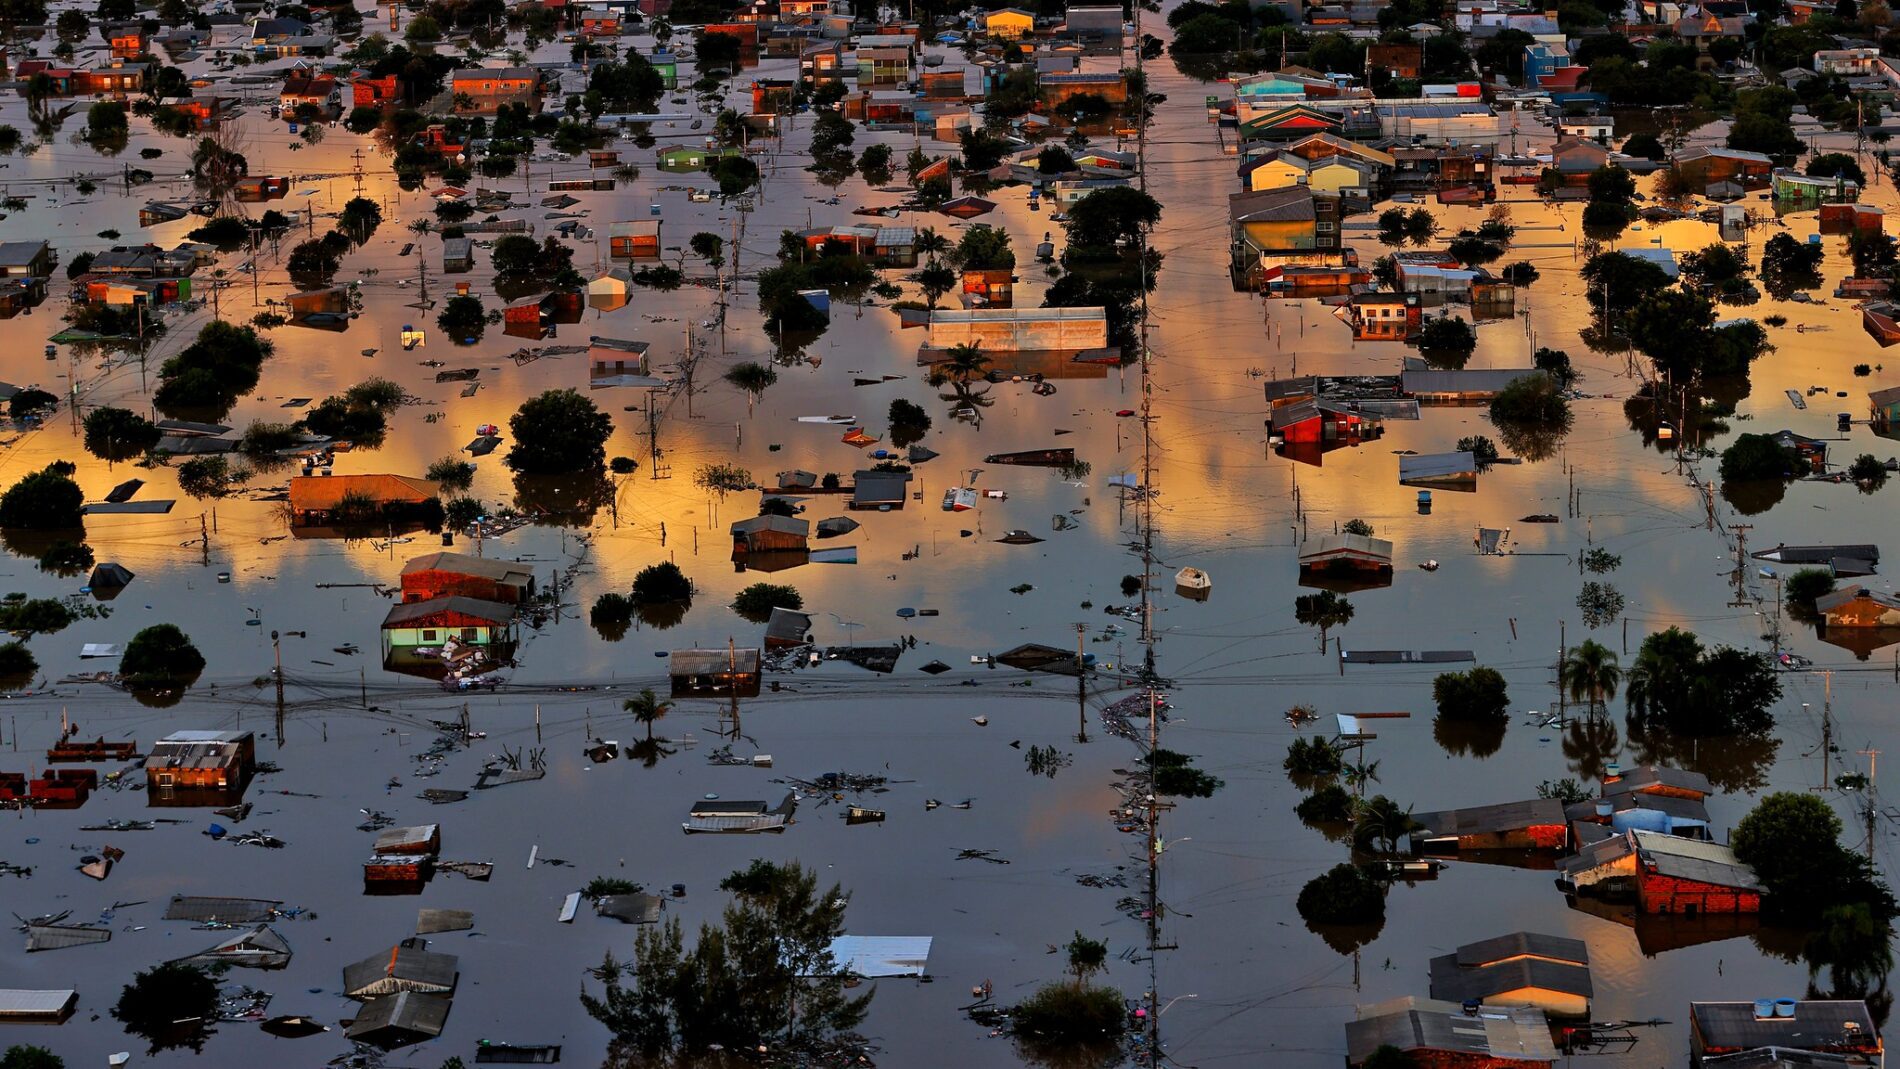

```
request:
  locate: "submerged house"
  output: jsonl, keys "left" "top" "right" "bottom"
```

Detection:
{"left": 670, "top": 648, "right": 762, "bottom": 699}
{"left": 1815, "top": 586, "right": 1900, "bottom": 627}
{"left": 287, "top": 474, "right": 442, "bottom": 529}
{"left": 1411, "top": 798, "right": 1567, "bottom": 851}
{"left": 1566, "top": 791, "right": 1712, "bottom": 843}
{"left": 1603, "top": 764, "right": 1711, "bottom": 801}
{"left": 1689, "top": 1001, "right": 1882, "bottom": 1065}
{"left": 1561, "top": 828, "right": 1762, "bottom": 914}
{"left": 145, "top": 730, "right": 256, "bottom": 805}
{"left": 730, "top": 514, "right": 809, "bottom": 571}
{"left": 1427, "top": 932, "right": 1592, "bottom": 1018}
{"left": 1871, "top": 385, "right": 1900, "bottom": 433}
{"left": 1299, "top": 533, "right": 1394, "bottom": 580}
{"left": 343, "top": 945, "right": 459, "bottom": 998}
{"left": 400, "top": 552, "right": 535, "bottom": 604}
{"left": 1346, "top": 996, "right": 1559, "bottom": 1069}
{"left": 380, "top": 597, "right": 519, "bottom": 668}
{"left": 346, "top": 990, "right": 451, "bottom": 1047}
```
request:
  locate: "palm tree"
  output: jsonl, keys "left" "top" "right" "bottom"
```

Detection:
{"left": 915, "top": 226, "right": 951, "bottom": 263}
{"left": 1352, "top": 794, "right": 1416, "bottom": 853}
{"left": 1560, "top": 639, "right": 1623, "bottom": 712}
{"left": 1294, "top": 591, "right": 1355, "bottom": 652}
{"left": 935, "top": 342, "right": 990, "bottom": 384}
{"left": 623, "top": 688, "right": 673, "bottom": 741}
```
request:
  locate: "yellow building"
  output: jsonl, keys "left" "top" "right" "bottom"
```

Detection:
{"left": 984, "top": 7, "right": 1035, "bottom": 38}
{"left": 1242, "top": 153, "right": 1374, "bottom": 196}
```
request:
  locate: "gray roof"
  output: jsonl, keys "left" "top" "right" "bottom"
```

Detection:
{"left": 1411, "top": 798, "right": 1564, "bottom": 838}
{"left": 1402, "top": 367, "right": 1542, "bottom": 395}
{"left": 416, "top": 909, "right": 475, "bottom": 934}
{"left": 164, "top": 895, "right": 282, "bottom": 923}
{"left": 596, "top": 893, "right": 663, "bottom": 923}
{"left": 766, "top": 606, "right": 813, "bottom": 643}
{"left": 1398, "top": 451, "right": 1479, "bottom": 482}
{"left": 670, "top": 648, "right": 762, "bottom": 675}
{"left": 730, "top": 514, "right": 810, "bottom": 537}
{"left": 853, "top": 470, "right": 912, "bottom": 502}
{"left": 342, "top": 946, "right": 460, "bottom": 998}
{"left": 1691, "top": 1001, "right": 1878, "bottom": 1051}
{"left": 1428, "top": 955, "right": 1593, "bottom": 1002}
{"left": 171, "top": 924, "right": 291, "bottom": 969}
{"left": 1347, "top": 997, "right": 1558, "bottom": 1064}
{"left": 1604, "top": 764, "right": 1711, "bottom": 797}
{"left": 0, "top": 989, "right": 76, "bottom": 1018}
{"left": 1704, "top": 1049, "right": 1859, "bottom": 1069}
{"left": 25, "top": 923, "right": 112, "bottom": 952}
{"left": 1637, "top": 831, "right": 1760, "bottom": 890}
{"left": 0, "top": 240, "right": 48, "bottom": 268}
{"left": 345, "top": 990, "right": 452, "bottom": 1043}
{"left": 1566, "top": 792, "right": 1709, "bottom": 823}
{"left": 1230, "top": 186, "right": 1317, "bottom": 224}
{"left": 828, "top": 935, "right": 932, "bottom": 977}
{"left": 374, "top": 824, "right": 441, "bottom": 853}
{"left": 1452, "top": 931, "right": 1587, "bottom": 969}
{"left": 1815, "top": 586, "right": 1900, "bottom": 613}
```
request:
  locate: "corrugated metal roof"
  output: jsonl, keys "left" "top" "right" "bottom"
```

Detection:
{"left": 1398, "top": 451, "right": 1479, "bottom": 482}
{"left": 670, "top": 648, "right": 762, "bottom": 675}
{"left": 1428, "top": 955, "right": 1594, "bottom": 1001}
{"left": 345, "top": 990, "right": 452, "bottom": 1041}
{"left": 828, "top": 935, "right": 932, "bottom": 977}
{"left": 417, "top": 909, "right": 475, "bottom": 934}
{"left": 1452, "top": 931, "right": 1587, "bottom": 968}
{"left": 1412, "top": 798, "right": 1564, "bottom": 837}
{"left": 382, "top": 596, "right": 518, "bottom": 628}
{"left": 165, "top": 895, "right": 282, "bottom": 923}
{"left": 25, "top": 924, "right": 112, "bottom": 952}
{"left": 0, "top": 989, "right": 77, "bottom": 1017}
{"left": 1347, "top": 997, "right": 1557, "bottom": 1064}
{"left": 401, "top": 553, "right": 533, "bottom": 585}
{"left": 1690, "top": 1001, "right": 1878, "bottom": 1051}
{"left": 342, "top": 946, "right": 460, "bottom": 998}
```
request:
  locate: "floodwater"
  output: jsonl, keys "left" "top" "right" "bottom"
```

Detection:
{"left": 0, "top": 12, "right": 1896, "bottom": 1069}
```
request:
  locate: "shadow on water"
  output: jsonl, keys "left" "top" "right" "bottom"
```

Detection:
{"left": 1432, "top": 714, "right": 1507, "bottom": 759}
{"left": 1623, "top": 717, "right": 1781, "bottom": 793}
{"left": 513, "top": 470, "right": 614, "bottom": 527}
{"left": 1562, "top": 716, "right": 1622, "bottom": 782}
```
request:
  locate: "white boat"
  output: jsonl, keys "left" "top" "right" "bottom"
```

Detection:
{"left": 795, "top": 415, "right": 856, "bottom": 424}
{"left": 942, "top": 487, "right": 977, "bottom": 512}
{"left": 1175, "top": 567, "right": 1211, "bottom": 600}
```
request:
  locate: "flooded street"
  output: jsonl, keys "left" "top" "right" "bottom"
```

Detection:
{"left": 0, "top": 9, "right": 1897, "bottom": 1067}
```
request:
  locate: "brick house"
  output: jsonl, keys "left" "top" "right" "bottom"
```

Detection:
{"left": 400, "top": 552, "right": 536, "bottom": 604}
{"left": 1562, "top": 829, "right": 1762, "bottom": 914}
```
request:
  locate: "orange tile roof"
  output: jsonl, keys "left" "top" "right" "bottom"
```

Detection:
{"left": 288, "top": 474, "right": 440, "bottom": 511}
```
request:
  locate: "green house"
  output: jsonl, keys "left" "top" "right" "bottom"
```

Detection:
{"left": 380, "top": 595, "right": 518, "bottom": 670}
{"left": 655, "top": 145, "right": 741, "bottom": 172}
{"left": 1873, "top": 385, "right": 1900, "bottom": 435}
{"left": 650, "top": 58, "right": 677, "bottom": 89}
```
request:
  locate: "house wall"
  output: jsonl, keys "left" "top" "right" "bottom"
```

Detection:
{"left": 1481, "top": 987, "right": 1589, "bottom": 1018}
{"left": 401, "top": 571, "right": 528, "bottom": 603}
{"left": 385, "top": 623, "right": 499, "bottom": 647}
{"left": 1638, "top": 872, "right": 1761, "bottom": 914}
{"left": 1451, "top": 823, "right": 1566, "bottom": 850}
{"left": 926, "top": 311, "right": 1108, "bottom": 352}
{"left": 1241, "top": 218, "right": 1319, "bottom": 251}
{"left": 1824, "top": 597, "right": 1900, "bottom": 627}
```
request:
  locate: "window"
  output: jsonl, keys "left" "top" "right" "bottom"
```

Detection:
{"left": 422, "top": 629, "right": 439, "bottom": 641}
{"left": 1316, "top": 221, "right": 1335, "bottom": 233}
{"left": 462, "top": 628, "right": 480, "bottom": 642}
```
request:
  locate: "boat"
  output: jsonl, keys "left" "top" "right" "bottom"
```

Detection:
{"left": 1786, "top": 389, "right": 1807, "bottom": 410}
{"left": 796, "top": 415, "right": 856, "bottom": 424}
{"left": 942, "top": 487, "right": 977, "bottom": 512}
{"left": 845, "top": 806, "right": 885, "bottom": 825}
{"left": 1175, "top": 566, "right": 1211, "bottom": 600}
{"left": 996, "top": 530, "right": 1044, "bottom": 545}
{"left": 983, "top": 448, "right": 1076, "bottom": 467}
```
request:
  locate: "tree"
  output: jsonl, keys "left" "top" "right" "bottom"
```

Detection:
{"left": 724, "top": 361, "right": 778, "bottom": 412}
{"left": 1785, "top": 567, "right": 1836, "bottom": 612}
{"left": 1807, "top": 152, "right": 1867, "bottom": 185}
{"left": 1415, "top": 316, "right": 1476, "bottom": 366}
{"left": 1064, "top": 931, "right": 1107, "bottom": 988}
{"left": 1587, "top": 163, "right": 1637, "bottom": 204}
{"left": 0, "top": 1046, "right": 61, "bottom": 1069}
{"left": 1721, "top": 433, "right": 1802, "bottom": 482}
{"left": 1489, "top": 375, "right": 1573, "bottom": 431}
{"left": 1297, "top": 863, "right": 1384, "bottom": 924}
{"left": 887, "top": 398, "right": 931, "bottom": 447}
{"left": 437, "top": 293, "right": 486, "bottom": 344}
{"left": 1284, "top": 735, "right": 1344, "bottom": 779}
{"left": 490, "top": 234, "right": 542, "bottom": 277}
{"left": 952, "top": 224, "right": 1014, "bottom": 270}
{"left": 932, "top": 342, "right": 991, "bottom": 384}
{"left": 154, "top": 320, "right": 275, "bottom": 417}
{"left": 337, "top": 196, "right": 383, "bottom": 244}
{"left": 113, "top": 962, "right": 217, "bottom": 1051}
{"left": 1622, "top": 132, "right": 1664, "bottom": 160}
{"left": 733, "top": 582, "right": 800, "bottom": 622}
{"left": 1533, "top": 346, "right": 1578, "bottom": 390}
{"left": 580, "top": 861, "right": 870, "bottom": 1060}
{"left": 689, "top": 232, "right": 725, "bottom": 272}
{"left": 176, "top": 456, "right": 233, "bottom": 499}
{"left": 1581, "top": 250, "right": 1671, "bottom": 315}
{"left": 0, "top": 465, "right": 83, "bottom": 529}
{"left": 695, "top": 28, "right": 742, "bottom": 70}
{"left": 404, "top": 12, "right": 441, "bottom": 45}
{"left": 1626, "top": 627, "right": 1781, "bottom": 736}
{"left": 83, "top": 407, "right": 161, "bottom": 461}
{"left": 1733, "top": 792, "right": 1896, "bottom": 920}
{"left": 1432, "top": 666, "right": 1509, "bottom": 721}
{"left": 506, "top": 389, "right": 613, "bottom": 474}
{"left": 911, "top": 260, "right": 955, "bottom": 309}
{"left": 1143, "top": 749, "right": 1224, "bottom": 797}
{"left": 120, "top": 624, "right": 205, "bottom": 685}
{"left": 709, "top": 155, "right": 760, "bottom": 195}
{"left": 1561, "top": 640, "right": 1622, "bottom": 709}
{"left": 1577, "top": 581, "right": 1625, "bottom": 628}
{"left": 1849, "top": 454, "right": 1889, "bottom": 491}
{"left": 631, "top": 561, "right": 693, "bottom": 604}
{"left": 1341, "top": 518, "right": 1374, "bottom": 537}
{"left": 1457, "top": 435, "right": 1500, "bottom": 468}
{"left": 1294, "top": 590, "right": 1353, "bottom": 651}
{"left": 623, "top": 687, "right": 673, "bottom": 741}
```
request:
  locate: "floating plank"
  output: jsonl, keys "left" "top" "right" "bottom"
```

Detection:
{"left": 557, "top": 892, "right": 581, "bottom": 923}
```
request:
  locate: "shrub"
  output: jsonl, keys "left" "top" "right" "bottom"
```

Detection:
{"left": 1285, "top": 735, "right": 1344, "bottom": 778}
{"left": 1010, "top": 983, "right": 1126, "bottom": 1050}
{"left": 1297, "top": 863, "right": 1385, "bottom": 924}
{"left": 36, "top": 541, "right": 92, "bottom": 576}
{"left": 1143, "top": 749, "right": 1223, "bottom": 797}
{"left": 1341, "top": 518, "right": 1374, "bottom": 537}
{"left": 1720, "top": 433, "right": 1801, "bottom": 482}
{"left": 1490, "top": 375, "right": 1572, "bottom": 429}
{"left": 1785, "top": 567, "right": 1836, "bottom": 609}
{"left": 427, "top": 457, "right": 477, "bottom": 490}
{"left": 82, "top": 407, "right": 161, "bottom": 460}
{"left": 0, "top": 641, "right": 37, "bottom": 679}
{"left": 437, "top": 294, "right": 487, "bottom": 344}
{"left": 1296, "top": 782, "right": 1354, "bottom": 824}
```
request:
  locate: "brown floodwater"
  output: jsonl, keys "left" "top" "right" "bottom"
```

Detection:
{"left": 0, "top": 14, "right": 1896, "bottom": 1069}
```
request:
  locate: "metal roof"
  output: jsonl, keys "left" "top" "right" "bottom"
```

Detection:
{"left": 417, "top": 909, "right": 475, "bottom": 935}
{"left": 1346, "top": 997, "right": 1558, "bottom": 1064}
{"left": 342, "top": 946, "right": 460, "bottom": 998}
{"left": 1633, "top": 829, "right": 1760, "bottom": 890}
{"left": 1690, "top": 1001, "right": 1878, "bottom": 1051}
{"left": 670, "top": 648, "right": 762, "bottom": 675}
{"left": 382, "top": 596, "right": 518, "bottom": 628}
{"left": 0, "top": 989, "right": 77, "bottom": 1018}
{"left": 1401, "top": 367, "right": 1542, "bottom": 395}
{"left": 374, "top": 825, "right": 441, "bottom": 853}
{"left": 164, "top": 895, "right": 282, "bottom": 923}
{"left": 170, "top": 924, "right": 291, "bottom": 969}
{"left": 345, "top": 990, "right": 452, "bottom": 1042}
{"left": 1428, "top": 955, "right": 1593, "bottom": 1002}
{"left": 596, "top": 893, "right": 663, "bottom": 924}
{"left": 25, "top": 924, "right": 112, "bottom": 952}
{"left": 827, "top": 935, "right": 932, "bottom": 977}
{"left": 1452, "top": 931, "right": 1588, "bottom": 969}
{"left": 401, "top": 552, "right": 533, "bottom": 585}
{"left": 1604, "top": 764, "right": 1711, "bottom": 797}
{"left": 1411, "top": 798, "right": 1564, "bottom": 837}
{"left": 730, "top": 515, "right": 810, "bottom": 537}
{"left": 1398, "top": 451, "right": 1479, "bottom": 482}
{"left": 1299, "top": 533, "right": 1394, "bottom": 564}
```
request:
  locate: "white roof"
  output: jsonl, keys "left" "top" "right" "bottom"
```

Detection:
{"left": 827, "top": 935, "right": 932, "bottom": 977}
{"left": 0, "top": 989, "right": 77, "bottom": 1015}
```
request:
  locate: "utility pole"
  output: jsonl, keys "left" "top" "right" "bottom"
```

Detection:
{"left": 1860, "top": 746, "right": 1881, "bottom": 859}
{"left": 272, "top": 629, "right": 284, "bottom": 745}
{"left": 1074, "top": 622, "right": 1088, "bottom": 743}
